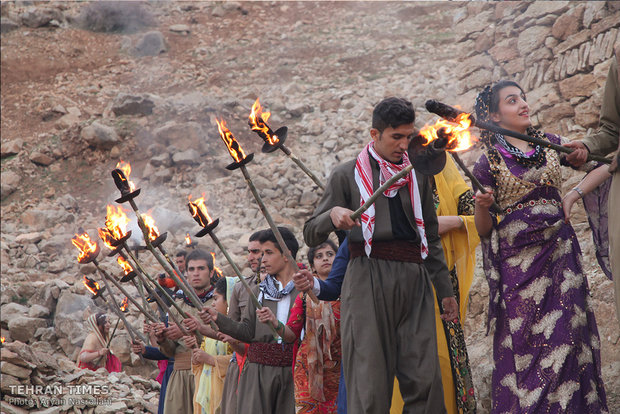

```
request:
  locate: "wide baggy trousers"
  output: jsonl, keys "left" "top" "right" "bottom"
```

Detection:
{"left": 341, "top": 256, "right": 447, "bottom": 414}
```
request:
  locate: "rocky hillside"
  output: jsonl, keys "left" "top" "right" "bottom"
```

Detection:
{"left": 1, "top": 1, "right": 619, "bottom": 413}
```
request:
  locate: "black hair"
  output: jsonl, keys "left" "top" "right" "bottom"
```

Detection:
{"left": 475, "top": 80, "right": 525, "bottom": 123}
{"left": 185, "top": 249, "right": 214, "bottom": 271}
{"left": 307, "top": 240, "right": 338, "bottom": 270}
{"left": 249, "top": 230, "right": 264, "bottom": 242}
{"left": 258, "top": 227, "right": 299, "bottom": 260}
{"left": 372, "top": 97, "right": 415, "bottom": 133}
{"left": 214, "top": 277, "right": 228, "bottom": 298}
{"left": 175, "top": 250, "right": 187, "bottom": 258}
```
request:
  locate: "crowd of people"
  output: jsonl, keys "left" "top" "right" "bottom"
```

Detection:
{"left": 78, "top": 47, "right": 618, "bottom": 414}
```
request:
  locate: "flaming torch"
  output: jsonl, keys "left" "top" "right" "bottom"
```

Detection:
{"left": 211, "top": 252, "right": 223, "bottom": 281}
{"left": 83, "top": 275, "right": 106, "bottom": 299}
{"left": 72, "top": 231, "right": 154, "bottom": 342}
{"left": 425, "top": 100, "right": 611, "bottom": 165}
{"left": 216, "top": 119, "right": 319, "bottom": 304}
{"left": 0, "top": 337, "right": 5, "bottom": 347}
{"left": 248, "top": 98, "right": 325, "bottom": 190}
{"left": 188, "top": 194, "right": 280, "bottom": 338}
{"left": 185, "top": 233, "right": 197, "bottom": 249}
{"left": 97, "top": 206, "right": 188, "bottom": 321}
{"left": 417, "top": 113, "right": 501, "bottom": 213}
{"left": 120, "top": 297, "right": 129, "bottom": 312}
{"left": 109, "top": 162, "right": 217, "bottom": 337}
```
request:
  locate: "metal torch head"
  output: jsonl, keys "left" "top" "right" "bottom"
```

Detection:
{"left": 408, "top": 134, "right": 447, "bottom": 176}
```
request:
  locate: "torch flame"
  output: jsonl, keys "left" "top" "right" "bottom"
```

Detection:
{"left": 216, "top": 118, "right": 247, "bottom": 163}
{"left": 98, "top": 205, "right": 130, "bottom": 249}
{"left": 185, "top": 233, "right": 192, "bottom": 246}
{"left": 418, "top": 113, "right": 476, "bottom": 152}
{"left": 141, "top": 213, "right": 160, "bottom": 241}
{"left": 120, "top": 297, "right": 129, "bottom": 312}
{"left": 72, "top": 233, "right": 98, "bottom": 263}
{"left": 188, "top": 194, "right": 213, "bottom": 228}
{"left": 82, "top": 275, "right": 101, "bottom": 296}
{"left": 115, "top": 160, "right": 136, "bottom": 192}
{"left": 1, "top": 337, "right": 5, "bottom": 344}
{"left": 117, "top": 256, "right": 134, "bottom": 275}
{"left": 249, "top": 98, "right": 279, "bottom": 145}
{"left": 210, "top": 252, "right": 223, "bottom": 279}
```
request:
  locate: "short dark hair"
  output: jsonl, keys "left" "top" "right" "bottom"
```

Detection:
{"left": 175, "top": 250, "right": 187, "bottom": 259}
{"left": 372, "top": 97, "right": 415, "bottom": 133}
{"left": 186, "top": 249, "right": 214, "bottom": 271}
{"left": 259, "top": 227, "right": 299, "bottom": 260}
{"left": 214, "top": 277, "right": 228, "bottom": 298}
{"left": 307, "top": 240, "right": 338, "bottom": 270}
{"left": 249, "top": 230, "right": 264, "bottom": 242}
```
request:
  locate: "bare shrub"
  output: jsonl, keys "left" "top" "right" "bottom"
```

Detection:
{"left": 76, "top": 1, "right": 156, "bottom": 33}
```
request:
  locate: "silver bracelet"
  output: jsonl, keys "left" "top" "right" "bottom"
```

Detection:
{"left": 572, "top": 186, "right": 584, "bottom": 198}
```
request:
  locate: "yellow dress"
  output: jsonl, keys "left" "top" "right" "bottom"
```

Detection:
{"left": 390, "top": 156, "right": 479, "bottom": 414}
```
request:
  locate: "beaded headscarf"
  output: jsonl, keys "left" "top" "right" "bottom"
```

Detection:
{"left": 474, "top": 82, "right": 547, "bottom": 168}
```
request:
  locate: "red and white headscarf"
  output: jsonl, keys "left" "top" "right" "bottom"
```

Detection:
{"left": 354, "top": 141, "right": 428, "bottom": 258}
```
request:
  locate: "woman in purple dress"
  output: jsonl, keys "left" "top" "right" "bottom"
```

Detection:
{"left": 472, "top": 80, "right": 609, "bottom": 413}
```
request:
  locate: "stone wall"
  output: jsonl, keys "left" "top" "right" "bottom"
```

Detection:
{"left": 453, "top": 1, "right": 619, "bottom": 138}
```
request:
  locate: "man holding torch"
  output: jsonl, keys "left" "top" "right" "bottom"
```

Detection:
{"left": 303, "top": 97, "right": 458, "bottom": 414}
{"left": 153, "top": 249, "right": 220, "bottom": 414}
{"left": 218, "top": 229, "right": 265, "bottom": 414}
{"left": 201, "top": 227, "right": 301, "bottom": 414}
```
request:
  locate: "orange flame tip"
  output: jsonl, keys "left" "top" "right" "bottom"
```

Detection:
{"left": 117, "top": 256, "right": 134, "bottom": 275}
{"left": 72, "top": 233, "right": 98, "bottom": 262}
{"left": 141, "top": 213, "right": 160, "bottom": 241}
{"left": 249, "top": 98, "right": 279, "bottom": 145}
{"left": 188, "top": 194, "right": 213, "bottom": 227}
{"left": 216, "top": 118, "right": 247, "bottom": 163}
{"left": 418, "top": 113, "right": 477, "bottom": 152}
{"left": 115, "top": 160, "right": 136, "bottom": 192}
{"left": 82, "top": 275, "right": 101, "bottom": 296}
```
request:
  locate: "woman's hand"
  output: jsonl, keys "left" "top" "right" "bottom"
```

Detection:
{"left": 440, "top": 297, "right": 459, "bottom": 322}
{"left": 562, "top": 188, "right": 581, "bottom": 224}
{"left": 256, "top": 307, "right": 277, "bottom": 325}
{"left": 474, "top": 188, "right": 495, "bottom": 211}
{"left": 98, "top": 348, "right": 109, "bottom": 357}
{"left": 437, "top": 216, "right": 464, "bottom": 236}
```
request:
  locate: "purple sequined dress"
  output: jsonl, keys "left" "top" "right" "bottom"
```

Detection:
{"left": 473, "top": 133, "right": 608, "bottom": 414}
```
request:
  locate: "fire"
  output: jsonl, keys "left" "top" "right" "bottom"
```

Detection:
{"left": 120, "top": 297, "right": 129, "bottom": 312}
{"left": 98, "top": 205, "right": 130, "bottom": 249}
{"left": 249, "top": 98, "right": 279, "bottom": 145}
{"left": 116, "top": 160, "right": 136, "bottom": 192}
{"left": 216, "top": 118, "right": 247, "bottom": 163}
{"left": 1, "top": 337, "right": 5, "bottom": 344}
{"left": 188, "top": 194, "right": 213, "bottom": 228}
{"left": 418, "top": 113, "right": 476, "bottom": 152}
{"left": 141, "top": 213, "right": 160, "bottom": 241}
{"left": 117, "top": 256, "right": 133, "bottom": 275}
{"left": 211, "top": 252, "right": 223, "bottom": 279}
{"left": 72, "top": 233, "right": 98, "bottom": 263}
{"left": 185, "top": 233, "right": 192, "bottom": 246}
{"left": 83, "top": 275, "right": 101, "bottom": 296}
